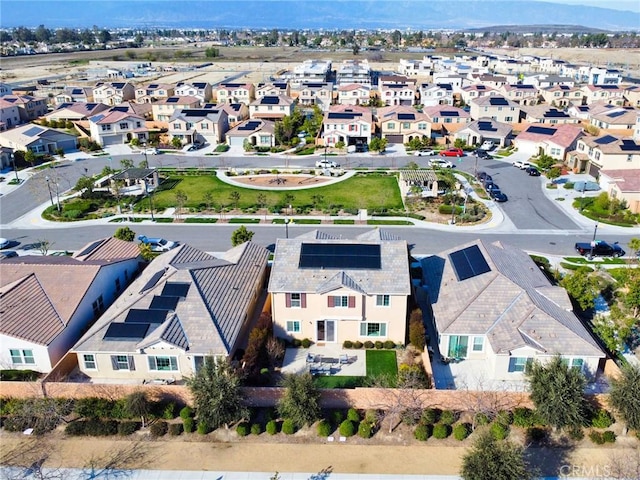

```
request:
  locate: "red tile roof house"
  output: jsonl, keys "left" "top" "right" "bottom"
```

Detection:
{"left": 321, "top": 105, "right": 374, "bottom": 148}
{"left": 599, "top": 169, "right": 640, "bottom": 214}
{"left": 513, "top": 123, "right": 583, "bottom": 161}
{"left": 0, "top": 238, "right": 141, "bottom": 373}
{"left": 89, "top": 108, "right": 149, "bottom": 146}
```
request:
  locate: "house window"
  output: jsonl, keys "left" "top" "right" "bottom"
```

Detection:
{"left": 115, "top": 278, "right": 121, "bottom": 293}
{"left": 376, "top": 295, "right": 390, "bottom": 307}
{"left": 290, "top": 293, "right": 301, "bottom": 308}
{"left": 472, "top": 336, "right": 484, "bottom": 352}
{"left": 571, "top": 358, "right": 584, "bottom": 370}
{"left": 360, "top": 322, "right": 387, "bottom": 337}
{"left": 444, "top": 118, "right": 452, "bottom": 123}
{"left": 505, "top": 116, "right": 513, "bottom": 122}
{"left": 387, "top": 122, "right": 395, "bottom": 129}
{"left": 201, "top": 123, "right": 208, "bottom": 130}
{"left": 83, "top": 354, "right": 97, "bottom": 370}
{"left": 333, "top": 296, "right": 349, "bottom": 307}
{"left": 402, "top": 122, "right": 410, "bottom": 129}
{"left": 628, "top": 154, "right": 633, "bottom": 162}
{"left": 119, "top": 122, "right": 129, "bottom": 130}
{"left": 92, "top": 295, "right": 104, "bottom": 317}
{"left": 101, "top": 124, "right": 111, "bottom": 131}
{"left": 286, "top": 320, "right": 301, "bottom": 333}
{"left": 111, "top": 355, "right": 134, "bottom": 371}
{"left": 418, "top": 123, "right": 427, "bottom": 130}
{"left": 136, "top": 122, "right": 141, "bottom": 128}
{"left": 10, "top": 349, "right": 35, "bottom": 365}
{"left": 148, "top": 356, "right": 178, "bottom": 371}
{"left": 447, "top": 335, "right": 468, "bottom": 358}
{"left": 508, "top": 357, "right": 532, "bottom": 373}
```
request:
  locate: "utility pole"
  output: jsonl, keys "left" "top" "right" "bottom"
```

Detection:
{"left": 45, "top": 176, "right": 54, "bottom": 207}
{"left": 10, "top": 153, "right": 19, "bottom": 183}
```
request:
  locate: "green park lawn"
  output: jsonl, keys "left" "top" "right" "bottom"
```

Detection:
{"left": 150, "top": 173, "right": 403, "bottom": 212}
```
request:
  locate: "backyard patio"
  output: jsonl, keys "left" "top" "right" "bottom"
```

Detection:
{"left": 281, "top": 344, "right": 366, "bottom": 377}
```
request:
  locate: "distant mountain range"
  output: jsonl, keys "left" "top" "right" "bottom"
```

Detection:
{"left": 1, "top": 1, "right": 638, "bottom": 31}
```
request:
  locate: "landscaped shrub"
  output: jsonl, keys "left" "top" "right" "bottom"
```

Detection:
{"left": 432, "top": 423, "right": 450, "bottom": 439}
{"left": 282, "top": 418, "right": 296, "bottom": 435}
{"left": 527, "top": 427, "right": 548, "bottom": 443}
{"left": 331, "top": 410, "right": 344, "bottom": 426}
{"left": 440, "top": 410, "right": 456, "bottom": 425}
{"left": 364, "top": 410, "right": 378, "bottom": 425}
{"left": 236, "top": 422, "right": 250, "bottom": 436}
{"left": 401, "top": 408, "right": 422, "bottom": 426}
{"left": 374, "top": 341, "right": 383, "bottom": 349}
{"left": 251, "top": 423, "right": 262, "bottom": 435}
{"left": 364, "top": 341, "right": 374, "bottom": 349}
{"left": 85, "top": 419, "right": 118, "bottom": 436}
{"left": 496, "top": 411, "right": 513, "bottom": 426}
{"left": 339, "top": 419, "right": 355, "bottom": 437}
{"left": 183, "top": 417, "right": 194, "bottom": 433}
{"left": 162, "top": 402, "right": 177, "bottom": 420}
{"left": 453, "top": 423, "right": 470, "bottom": 441}
{"left": 301, "top": 338, "right": 312, "bottom": 348}
{"left": 383, "top": 340, "right": 396, "bottom": 350}
{"left": 0, "top": 370, "right": 39, "bottom": 381}
{"left": 591, "top": 409, "right": 614, "bottom": 429}
{"left": 169, "top": 423, "right": 183, "bottom": 436}
{"left": 474, "top": 412, "right": 490, "bottom": 427}
{"left": 266, "top": 420, "right": 278, "bottom": 435}
{"left": 347, "top": 408, "right": 360, "bottom": 423}
{"left": 414, "top": 424, "right": 431, "bottom": 441}
{"left": 490, "top": 421, "right": 509, "bottom": 440}
{"left": 65, "top": 420, "right": 86, "bottom": 436}
{"left": 589, "top": 431, "right": 605, "bottom": 445}
{"left": 74, "top": 397, "right": 114, "bottom": 419}
{"left": 150, "top": 420, "right": 168, "bottom": 437}
{"left": 343, "top": 340, "right": 353, "bottom": 349}
{"left": 353, "top": 341, "right": 363, "bottom": 349}
{"left": 568, "top": 426, "right": 584, "bottom": 441}
{"left": 180, "top": 406, "right": 194, "bottom": 420}
{"left": 117, "top": 421, "right": 140, "bottom": 436}
{"left": 602, "top": 430, "right": 616, "bottom": 443}
{"left": 409, "top": 309, "right": 426, "bottom": 350}
{"left": 421, "top": 408, "right": 439, "bottom": 425}
{"left": 197, "top": 421, "right": 210, "bottom": 435}
{"left": 317, "top": 419, "right": 332, "bottom": 437}
{"left": 513, "top": 407, "right": 536, "bottom": 428}
{"left": 358, "top": 422, "right": 373, "bottom": 439}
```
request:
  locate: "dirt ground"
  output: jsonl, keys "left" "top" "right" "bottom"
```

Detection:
{"left": 231, "top": 174, "right": 334, "bottom": 188}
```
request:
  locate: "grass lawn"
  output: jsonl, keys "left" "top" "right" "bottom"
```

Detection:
{"left": 313, "top": 349, "right": 398, "bottom": 389}
{"left": 150, "top": 173, "right": 403, "bottom": 212}
{"left": 563, "top": 256, "right": 627, "bottom": 265}
{"left": 367, "top": 219, "right": 413, "bottom": 226}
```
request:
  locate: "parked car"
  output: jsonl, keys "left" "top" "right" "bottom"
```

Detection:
{"left": 429, "top": 159, "right": 453, "bottom": 168}
{"left": 485, "top": 182, "right": 500, "bottom": 193}
{"left": 513, "top": 161, "right": 525, "bottom": 168}
{"left": 355, "top": 143, "right": 367, "bottom": 153}
{"left": 144, "top": 147, "right": 159, "bottom": 155}
{"left": 526, "top": 167, "right": 541, "bottom": 176}
{"left": 481, "top": 175, "right": 494, "bottom": 186}
{"left": 188, "top": 142, "right": 204, "bottom": 151}
{"left": 138, "top": 235, "right": 178, "bottom": 252}
{"left": 0, "top": 238, "right": 10, "bottom": 249}
{"left": 476, "top": 171, "right": 489, "bottom": 181}
{"left": 315, "top": 159, "right": 339, "bottom": 169}
{"left": 490, "top": 190, "right": 508, "bottom": 202}
{"left": 0, "top": 250, "right": 18, "bottom": 260}
{"left": 414, "top": 149, "right": 437, "bottom": 156}
{"left": 575, "top": 240, "right": 625, "bottom": 258}
{"left": 573, "top": 181, "right": 600, "bottom": 192}
{"left": 474, "top": 149, "right": 491, "bottom": 159}
{"left": 479, "top": 141, "right": 495, "bottom": 151}
{"left": 441, "top": 147, "right": 464, "bottom": 157}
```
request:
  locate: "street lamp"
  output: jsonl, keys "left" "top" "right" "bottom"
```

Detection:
{"left": 10, "top": 153, "right": 19, "bottom": 183}
{"left": 144, "top": 178, "right": 155, "bottom": 222}
{"left": 142, "top": 143, "right": 148, "bottom": 168}
{"left": 44, "top": 176, "right": 54, "bottom": 207}
{"left": 589, "top": 222, "right": 599, "bottom": 259}
{"left": 284, "top": 217, "right": 290, "bottom": 239}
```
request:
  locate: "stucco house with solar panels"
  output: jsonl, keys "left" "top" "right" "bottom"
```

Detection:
{"left": 226, "top": 119, "right": 276, "bottom": 148}
{"left": 88, "top": 108, "right": 148, "bottom": 146}
{"left": 455, "top": 118, "right": 513, "bottom": 148}
{"left": 268, "top": 230, "right": 411, "bottom": 346}
{"left": 0, "top": 237, "right": 141, "bottom": 373}
{"left": 0, "top": 123, "right": 78, "bottom": 154}
{"left": 469, "top": 95, "right": 521, "bottom": 124}
{"left": 249, "top": 95, "right": 296, "bottom": 120}
{"left": 422, "top": 240, "right": 605, "bottom": 384}
{"left": 71, "top": 242, "right": 269, "bottom": 383}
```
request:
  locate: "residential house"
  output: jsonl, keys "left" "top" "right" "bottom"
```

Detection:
{"left": 588, "top": 105, "right": 638, "bottom": 133}
{"left": 422, "top": 105, "right": 471, "bottom": 137}
{"left": 523, "top": 74, "right": 575, "bottom": 89}
{"left": 151, "top": 96, "right": 201, "bottom": 123}
{"left": 472, "top": 74, "right": 508, "bottom": 90}
{"left": 0, "top": 237, "right": 141, "bottom": 373}
{"left": 169, "top": 108, "right": 229, "bottom": 146}
{"left": 522, "top": 105, "right": 581, "bottom": 125}
{"left": 377, "top": 105, "right": 431, "bottom": 144}
{"left": 398, "top": 58, "right": 432, "bottom": 77}
{"left": 418, "top": 83, "right": 454, "bottom": 107}
{"left": 289, "top": 59, "right": 332, "bottom": 85}
{"left": 0, "top": 123, "right": 78, "bottom": 153}
{"left": 134, "top": 83, "right": 175, "bottom": 104}
{"left": 432, "top": 72, "right": 467, "bottom": 89}
{"left": 71, "top": 242, "right": 269, "bottom": 383}
{"left": 469, "top": 96, "right": 521, "bottom": 124}
{"left": 92, "top": 82, "right": 135, "bottom": 106}
{"left": 578, "top": 66, "right": 622, "bottom": 86}
{"left": 570, "top": 134, "right": 640, "bottom": 177}
{"left": 296, "top": 82, "right": 333, "bottom": 111}
{"left": 599, "top": 169, "right": 640, "bottom": 213}
{"left": 623, "top": 85, "right": 640, "bottom": 108}
{"left": 378, "top": 75, "right": 417, "bottom": 106}
{"left": 175, "top": 81, "right": 212, "bottom": 103}
{"left": 422, "top": 239, "right": 605, "bottom": 384}
{"left": 321, "top": 105, "right": 373, "bottom": 147}
{"left": 0, "top": 98, "right": 21, "bottom": 131}
{"left": 54, "top": 87, "right": 94, "bottom": 105}
{"left": 513, "top": 123, "right": 583, "bottom": 161}
{"left": 337, "top": 84, "right": 371, "bottom": 106}
{"left": 226, "top": 119, "right": 276, "bottom": 148}
{"left": 268, "top": 230, "right": 411, "bottom": 346}
{"left": 539, "top": 85, "right": 584, "bottom": 108}
{"left": 0, "top": 95, "right": 48, "bottom": 124}
{"left": 0, "top": 83, "right": 11, "bottom": 97}
{"left": 221, "top": 103, "right": 250, "bottom": 127}
{"left": 249, "top": 95, "right": 296, "bottom": 120}
{"left": 336, "top": 60, "right": 372, "bottom": 86}
{"left": 214, "top": 83, "right": 255, "bottom": 105}
{"left": 458, "top": 84, "right": 498, "bottom": 107}
{"left": 581, "top": 85, "right": 625, "bottom": 106}
{"left": 498, "top": 84, "right": 539, "bottom": 106}
{"left": 45, "top": 102, "right": 110, "bottom": 122}
{"left": 0, "top": 146, "right": 13, "bottom": 169}
{"left": 455, "top": 118, "right": 513, "bottom": 148}
{"left": 89, "top": 109, "right": 148, "bottom": 146}
{"left": 256, "top": 82, "right": 290, "bottom": 98}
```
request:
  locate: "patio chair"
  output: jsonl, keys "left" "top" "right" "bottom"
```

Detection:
{"left": 339, "top": 354, "right": 349, "bottom": 365}
{"left": 306, "top": 353, "right": 316, "bottom": 364}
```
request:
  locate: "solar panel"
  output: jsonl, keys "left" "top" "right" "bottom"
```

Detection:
{"left": 162, "top": 282, "right": 190, "bottom": 298}
{"left": 23, "top": 126, "right": 44, "bottom": 136}
{"left": 148, "top": 84, "right": 159, "bottom": 88}
{"left": 76, "top": 239, "right": 103, "bottom": 257}
{"left": 103, "top": 322, "right": 149, "bottom": 340}
{"left": 545, "top": 109, "right": 569, "bottom": 118}
{"left": 110, "top": 106, "right": 128, "bottom": 112}
{"left": 398, "top": 113, "right": 415, "bottom": 120}
{"left": 476, "top": 85, "right": 487, "bottom": 90}
{"left": 489, "top": 97, "right": 509, "bottom": 106}
{"left": 477, "top": 121, "right": 497, "bottom": 132}
{"left": 149, "top": 295, "right": 181, "bottom": 311}
{"left": 124, "top": 308, "right": 170, "bottom": 324}
{"left": 238, "top": 121, "right": 261, "bottom": 131}
{"left": 594, "top": 135, "right": 618, "bottom": 145}
{"left": 440, "top": 111, "right": 459, "bottom": 117}
{"left": 599, "top": 85, "right": 617, "bottom": 90}
{"left": 261, "top": 96, "right": 279, "bottom": 105}
{"left": 112, "top": 83, "right": 125, "bottom": 88}
{"left": 328, "top": 112, "right": 363, "bottom": 119}
{"left": 449, "top": 245, "right": 491, "bottom": 282}
{"left": 140, "top": 269, "right": 165, "bottom": 293}
{"left": 72, "top": 88, "right": 83, "bottom": 94}
{"left": 299, "top": 243, "right": 381, "bottom": 270}
{"left": 620, "top": 140, "right": 640, "bottom": 151}
{"left": 527, "top": 126, "right": 556, "bottom": 135}
{"left": 606, "top": 110, "right": 626, "bottom": 118}
{"left": 166, "top": 97, "right": 179, "bottom": 103}
{"left": 193, "top": 82, "right": 207, "bottom": 88}
{"left": 85, "top": 103, "right": 97, "bottom": 109}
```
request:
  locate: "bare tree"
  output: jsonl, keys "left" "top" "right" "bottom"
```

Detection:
{"left": 37, "top": 238, "right": 54, "bottom": 256}
{"left": 174, "top": 190, "right": 187, "bottom": 219}
{"left": 257, "top": 193, "right": 268, "bottom": 220}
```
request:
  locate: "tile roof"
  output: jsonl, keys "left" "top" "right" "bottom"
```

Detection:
{"left": 600, "top": 169, "right": 640, "bottom": 192}
{"left": 72, "top": 237, "right": 142, "bottom": 262}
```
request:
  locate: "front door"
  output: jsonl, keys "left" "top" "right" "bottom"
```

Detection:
{"left": 317, "top": 320, "right": 336, "bottom": 343}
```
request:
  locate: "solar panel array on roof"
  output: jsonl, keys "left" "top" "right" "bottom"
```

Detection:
{"left": 545, "top": 109, "right": 570, "bottom": 118}
{"left": 72, "top": 88, "right": 83, "bottom": 94}
{"left": 112, "top": 83, "right": 126, "bottom": 88}
{"left": 76, "top": 239, "right": 103, "bottom": 257}
{"left": 237, "top": 121, "right": 261, "bottom": 131}
{"left": 261, "top": 96, "right": 279, "bottom": 105}
{"left": 440, "top": 111, "right": 459, "bottom": 117}
{"left": 111, "top": 106, "right": 128, "bottom": 112}
{"left": 516, "top": 84, "right": 535, "bottom": 89}
{"left": 193, "top": 82, "right": 207, "bottom": 88}
{"left": 23, "top": 126, "right": 44, "bottom": 137}
{"left": 222, "top": 83, "right": 242, "bottom": 88}
{"left": 140, "top": 269, "right": 165, "bottom": 293}
{"left": 166, "top": 97, "right": 179, "bottom": 103}
{"left": 150, "top": 295, "right": 181, "bottom": 311}
{"left": 58, "top": 103, "right": 72, "bottom": 108}
{"left": 489, "top": 97, "right": 509, "bottom": 106}
{"left": 85, "top": 103, "right": 97, "bottom": 109}
{"left": 476, "top": 85, "right": 487, "bottom": 90}
{"left": 162, "top": 282, "right": 190, "bottom": 298}
{"left": 606, "top": 110, "right": 626, "bottom": 118}
{"left": 527, "top": 126, "right": 556, "bottom": 135}
{"left": 149, "top": 84, "right": 159, "bottom": 89}
{"left": 104, "top": 322, "right": 149, "bottom": 340}
{"left": 594, "top": 135, "right": 618, "bottom": 145}
{"left": 305, "top": 83, "right": 325, "bottom": 88}
{"left": 397, "top": 113, "right": 415, "bottom": 120}
{"left": 559, "top": 85, "right": 570, "bottom": 90}
{"left": 599, "top": 85, "right": 617, "bottom": 90}
{"left": 449, "top": 245, "right": 491, "bottom": 281}
{"left": 328, "top": 112, "right": 362, "bottom": 119}
{"left": 478, "top": 121, "right": 497, "bottom": 132}
{"left": 299, "top": 243, "right": 381, "bottom": 270}
{"left": 124, "top": 308, "right": 169, "bottom": 324}
{"left": 620, "top": 140, "right": 640, "bottom": 151}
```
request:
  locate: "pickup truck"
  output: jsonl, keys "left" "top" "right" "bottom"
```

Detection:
{"left": 574, "top": 240, "right": 625, "bottom": 258}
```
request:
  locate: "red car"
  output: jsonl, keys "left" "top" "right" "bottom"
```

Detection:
{"left": 441, "top": 148, "right": 464, "bottom": 157}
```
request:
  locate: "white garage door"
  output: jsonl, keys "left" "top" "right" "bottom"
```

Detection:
{"left": 228, "top": 136, "right": 244, "bottom": 147}
{"left": 102, "top": 135, "right": 123, "bottom": 146}
{"left": 513, "top": 139, "right": 537, "bottom": 156}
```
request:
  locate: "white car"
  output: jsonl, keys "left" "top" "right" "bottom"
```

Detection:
{"left": 414, "top": 149, "right": 437, "bottom": 156}
{"left": 0, "top": 237, "right": 10, "bottom": 249}
{"left": 315, "top": 159, "right": 339, "bottom": 169}
{"left": 429, "top": 159, "right": 453, "bottom": 168}
{"left": 144, "top": 147, "right": 159, "bottom": 155}
{"left": 513, "top": 161, "right": 525, "bottom": 168}
{"left": 479, "top": 141, "right": 495, "bottom": 151}
{"left": 138, "top": 235, "right": 178, "bottom": 252}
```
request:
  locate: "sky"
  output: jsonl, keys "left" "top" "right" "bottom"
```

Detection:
{"left": 539, "top": 0, "right": 640, "bottom": 13}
